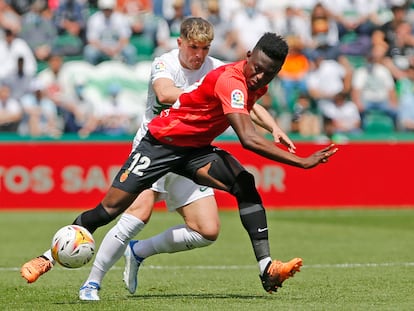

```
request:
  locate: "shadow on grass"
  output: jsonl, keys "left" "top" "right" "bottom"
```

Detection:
{"left": 50, "top": 293, "right": 276, "bottom": 306}
{"left": 126, "top": 293, "right": 274, "bottom": 300}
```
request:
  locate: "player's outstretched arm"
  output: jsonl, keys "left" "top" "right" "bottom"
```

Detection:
{"left": 228, "top": 113, "right": 338, "bottom": 168}
{"left": 250, "top": 103, "right": 296, "bottom": 153}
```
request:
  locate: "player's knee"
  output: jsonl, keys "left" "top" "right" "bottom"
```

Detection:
{"left": 187, "top": 219, "right": 220, "bottom": 241}
{"left": 189, "top": 229, "right": 216, "bottom": 248}
{"left": 101, "top": 190, "right": 138, "bottom": 219}
{"left": 199, "top": 224, "right": 220, "bottom": 241}
{"left": 231, "top": 171, "right": 262, "bottom": 204}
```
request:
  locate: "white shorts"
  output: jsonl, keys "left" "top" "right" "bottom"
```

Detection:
{"left": 151, "top": 173, "right": 214, "bottom": 212}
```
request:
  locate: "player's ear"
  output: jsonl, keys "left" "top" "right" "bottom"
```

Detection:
{"left": 177, "top": 37, "right": 183, "bottom": 47}
{"left": 246, "top": 50, "right": 252, "bottom": 59}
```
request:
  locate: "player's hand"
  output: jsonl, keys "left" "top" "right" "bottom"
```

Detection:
{"left": 302, "top": 144, "right": 338, "bottom": 169}
{"left": 272, "top": 129, "right": 296, "bottom": 153}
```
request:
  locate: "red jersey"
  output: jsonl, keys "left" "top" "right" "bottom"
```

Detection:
{"left": 148, "top": 60, "right": 268, "bottom": 147}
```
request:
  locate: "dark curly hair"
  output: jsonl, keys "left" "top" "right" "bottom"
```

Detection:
{"left": 253, "top": 32, "right": 288, "bottom": 64}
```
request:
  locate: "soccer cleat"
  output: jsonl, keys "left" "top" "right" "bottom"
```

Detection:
{"left": 79, "top": 282, "right": 100, "bottom": 301}
{"left": 20, "top": 256, "right": 53, "bottom": 283}
{"left": 260, "top": 257, "right": 303, "bottom": 293}
{"left": 123, "top": 240, "right": 143, "bottom": 294}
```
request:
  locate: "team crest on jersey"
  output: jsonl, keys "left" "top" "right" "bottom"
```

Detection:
{"left": 154, "top": 61, "right": 166, "bottom": 72}
{"left": 231, "top": 89, "right": 245, "bottom": 109}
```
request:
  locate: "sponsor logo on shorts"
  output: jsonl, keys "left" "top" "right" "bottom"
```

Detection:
{"left": 120, "top": 170, "right": 130, "bottom": 182}
{"left": 257, "top": 227, "right": 268, "bottom": 233}
{"left": 199, "top": 186, "right": 209, "bottom": 192}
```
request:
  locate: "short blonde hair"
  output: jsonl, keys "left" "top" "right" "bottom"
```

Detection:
{"left": 180, "top": 17, "right": 214, "bottom": 43}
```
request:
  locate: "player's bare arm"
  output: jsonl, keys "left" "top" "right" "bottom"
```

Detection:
{"left": 250, "top": 103, "right": 296, "bottom": 153}
{"left": 227, "top": 112, "right": 337, "bottom": 168}
{"left": 153, "top": 78, "right": 183, "bottom": 104}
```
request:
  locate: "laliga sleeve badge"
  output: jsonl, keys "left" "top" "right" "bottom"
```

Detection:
{"left": 120, "top": 170, "right": 130, "bottom": 182}
{"left": 230, "top": 89, "right": 245, "bottom": 109}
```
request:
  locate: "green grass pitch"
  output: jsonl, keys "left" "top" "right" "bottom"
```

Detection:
{"left": 1, "top": 208, "right": 413, "bottom": 311}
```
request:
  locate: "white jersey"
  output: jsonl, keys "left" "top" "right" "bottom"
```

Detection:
{"left": 133, "top": 49, "right": 224, "bottom": 147}
{"left": 131, "top": 49, "right": 224, "bottom": 210}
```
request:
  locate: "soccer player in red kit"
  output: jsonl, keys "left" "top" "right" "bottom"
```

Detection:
{"left": 26, "top": 32, "right": 338, "bottom": 294}
{"left": 149, "top": 61, "right": 269, "bottom": 146}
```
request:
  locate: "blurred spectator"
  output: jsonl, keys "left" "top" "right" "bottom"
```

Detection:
{"left": 255, "top": 0, "right": 289, "bottom": 21}
{"left": 307, "top": 52, "right": 353, "bottom": 109}
{"left": 319, "top": 91, "right": 361, "bottom": 138}
{"left": 0, "top": 82, "right": 23, "bottom": 132}
{"left": 189, "top": 0, "right": 209, "bottom": 18}
{"left": 117, "top": 0, "right": 152, "bottom": 13}
{"left": 396, "top": 64, "right": 414, "bottom": 131}
{"left": 166, "top": 0, "right": 187, "bottom": 38}
{"left": 291, "top": 0, "right": 321, "bottom": 12}
{"left": 0, "top": 28, "right": 37, "bottom": 80}
{"left": 67, "top": 77, "right": 101, "bottom": 137}
{"left": 231, "top": 0, "right": 273, "bottom": 60}
{"left": 272, "top": 6, "right": 311, "bottom": 47}
{"left": 0, "top": 0, "right": 21, "bottom": 35}
{"left": 378, "top": 3, "right": 408, "bottom": 46}
{"left": 93, "top": 82, "right": 134, "bottom": 136}
{"left": 36, "top": 53, "right": 80, "bottom": 132}
{"left": 290, "top": 92, "right": 321, "bottom": 137}
{"left": 205, "top": 0, "right": 239, "bottom": 62}
{"left": 278, "top": 35, "right": 310, "bottom": 110}
{"left": 118, "top": 0, "right": 153, "bottom": 35}
{"left": 52, "top": 0, "right": 89, "bottom": 56}
{"left": 4, "top": 56, "right": 33, "bottom": 100}
{"left": 152, "top": 0, "right": 189, "bottom": 55}
{"left": 351, "top": 44, "right": 399, "bottom": 129}
{"left": 380, "top": 20, "right": 414, "bottom": 80}
{"left": 84, "top": 0, "right": 137, "bottom": 65}
{"left": 7, "top": 0, "right": 35, "bottom": 15}
{"left": 119, "top": 0, "right": 170, "bottom": 60}
{"left": 19, "top": 0, "right": 57, "bottom": 62}
{"left": 322, "top": 0, "right": 384, "bottom": 56}
{"left": 321, "top": 0, "right": 383, "bottom": 39}
{"left": 217, "top": 0, "right": 241, "bottom": 23}
{"left": 306, "top": 2, "right": 341, "bottom": 60}
{"left": 53, "top": 0, "right": 88, "bottom": 38}
{"left": 152, "top": 0, "right": 191, "bottom": 20}
{"left": 19, "top": 79, "right": 62, "bottom": 137}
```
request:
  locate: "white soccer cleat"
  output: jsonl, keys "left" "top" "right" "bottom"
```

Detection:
{"left": 123, "top": 240, "right": 143, "bottom": 294}
{"left": 79, "top": 282, "right": 100, "bottom": 301}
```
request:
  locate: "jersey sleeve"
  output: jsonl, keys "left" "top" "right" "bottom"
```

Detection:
{"left": 214, "top": 72, "right": 250, "bottom": 116}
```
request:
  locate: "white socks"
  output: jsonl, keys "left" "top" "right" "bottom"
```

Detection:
{"left": 133, "top": 224, "right": 214, "bottom": 258}
{"left": 84, "top": 213, "right": 145, "bottom": 285}
{"left": 83, "top": 216, "right": 215, "bottom": 287}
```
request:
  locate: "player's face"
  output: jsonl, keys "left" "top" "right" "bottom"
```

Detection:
{"left": 244, "top": 49, "right": 282, "bottom": 91}
{"left": 178, "top": 38, "right": 211, "bottom": 70}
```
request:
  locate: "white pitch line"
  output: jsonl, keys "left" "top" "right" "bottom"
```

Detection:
{"left": 2, "top": 262, "right": 414, "bottom": 272}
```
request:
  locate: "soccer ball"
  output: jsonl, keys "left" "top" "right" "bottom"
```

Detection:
{"left": 51, "top": 225, "right": 95, "bottom": 268}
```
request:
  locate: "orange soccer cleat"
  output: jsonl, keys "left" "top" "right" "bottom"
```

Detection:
{"left": 20, "top": 256, "right": 53, "bottom": 283}
{"left": 260, "top": 257, "right": 303, "bottom": 293}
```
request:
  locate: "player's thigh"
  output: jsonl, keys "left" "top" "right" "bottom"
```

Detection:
{"left": 176, "top": 196, "right": 220, "bottom": 241}
{"left": 185, "top": 147, "right": 246, "bottom": 190}
{"left": 164, "top": 173, "right": 220, "bottom": 240}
